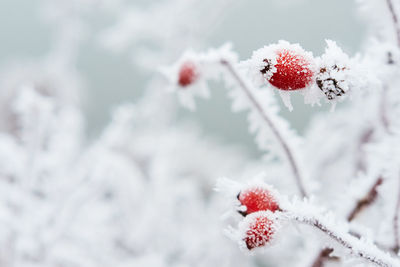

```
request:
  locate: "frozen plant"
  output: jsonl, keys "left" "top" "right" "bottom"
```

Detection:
{"left": 164, "top": 0, "right": 400, "bottom": 266}
{"left": 1, "top": 0, "right": 400, "bottom": 267}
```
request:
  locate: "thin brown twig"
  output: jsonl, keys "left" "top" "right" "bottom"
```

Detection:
{"left": 311, "top": 248, "right": 338, "bottom": 267}
{"left": 355, "top": 127, "right": 375, "bottom": 174}
{"left": 347, "top": 177, "right": 384, "bottom": 221}
{"left": 220, "top": 59, "right": 308, "bottom": 198}
{"left": 393, "top": 172, "right": 400, "bottom": 253}
{"left": 386, "top": 0, "right": 400, "bottom": 48}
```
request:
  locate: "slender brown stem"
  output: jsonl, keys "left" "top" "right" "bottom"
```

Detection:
{"left": 347, "top": 177, "right": 384, "bottom": 221}
{"left": 380, "top": 86, "right": 391, "bottom": 133}
{"left": 393, "top": 173, "right": 400, "bottom": 253}
{"left": 311, "top": 249, "right": 338, "bottom": 267}
{"left": 220, "top": 59, "right": 308, "bottom": 198}
{"left": 311, "top": 177, "right": 383, "bottom": 266}
{"left": 291, "top": 213, "right": 400, "bottom": 267}
{"left": 355, "top": 127, "right": 375, "bottom": 174}
{"left": 386, "top": 0, "right": 400, "bottom": 48}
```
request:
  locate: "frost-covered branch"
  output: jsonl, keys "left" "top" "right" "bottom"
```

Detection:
{"left": 220, "top": 59, "right": 308, "bottom": 198}
{"left": 310, "top": 176, "right": 384, "bottom": 266}
{"left": 289, "top": 211, "right": 400, "bottom": 267}
{"left": 223, "top": 179, "right": 399, "bottom": 267}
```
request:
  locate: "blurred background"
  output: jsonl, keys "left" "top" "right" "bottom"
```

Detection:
{"left": 0, "top": 0, "right": 365, "bottom": 156}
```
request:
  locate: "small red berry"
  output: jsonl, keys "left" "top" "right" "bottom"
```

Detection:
{"left": 241, "top": 211, "right": 276, "bottom": 250}
{"left": 261, "top": 48, "right": 314, "bottom": 90}
{"left": 178, "top": 61, "right": 197, "bottom": 87}
{"left": 238, "top": 185, "right": 280, "bottom": 216}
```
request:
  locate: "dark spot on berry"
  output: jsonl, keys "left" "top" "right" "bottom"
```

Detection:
{"left": 260, "top": 59, "right": 272, "bottom": 75}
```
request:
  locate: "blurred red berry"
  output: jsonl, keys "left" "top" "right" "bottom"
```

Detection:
{"left": 242, "top": 212, "right": 276, "bottom": 250}
{"left": 261, "top": 48, "right": 314, "bottom": 90}
{"left": 178, "top": 61, "right": 197, "bottom": 87}
{"left": 238, "top": 185, "right": 279, "bottom": 216}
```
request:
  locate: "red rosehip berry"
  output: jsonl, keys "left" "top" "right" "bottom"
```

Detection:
{"left": 261, "top": 48, "right": 314, "bottom": 90}
{"left": 178, "top": 61, "right": 197, "bottom": 87}
{"left": 238, "top": 184, "right": 280, "bottom": 216}
{"left": 241, "top": 211, "right": 277, "bottom": 250}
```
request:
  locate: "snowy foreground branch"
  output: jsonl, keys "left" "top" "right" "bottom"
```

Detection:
{"left": 217, "top": 179, "right": 400, "bottom": 267}
{"left": 311, "top": 176, "right": 384, "bottom": 266}
{"left": 288, "top": 211, "right": 398, "bottom": 267}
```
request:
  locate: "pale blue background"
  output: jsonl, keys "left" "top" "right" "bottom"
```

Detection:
{"left": 0, "top": 0, "right": 365, "bottom": 155}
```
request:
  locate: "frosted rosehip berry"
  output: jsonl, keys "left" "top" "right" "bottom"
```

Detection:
{"left": 240, "top": 211, "right": 277, "bottom": 250}
{"left": 261, "top": 48, "right": 314, "bottom": 90}
{"left": 238, "top": 185, "right": 280, "bottom": 216}
{"left": 316, "top": 65, "right": 348, "bottom": 100}
{"left": 178, "top": 61, "right": 197, "bottom": 87}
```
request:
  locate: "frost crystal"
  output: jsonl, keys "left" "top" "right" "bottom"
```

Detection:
{"left": 238, "top": 211, "right": 281, "bottom": 251}
{"left": 315, "top": 40, "right": 355, "bottom": 101}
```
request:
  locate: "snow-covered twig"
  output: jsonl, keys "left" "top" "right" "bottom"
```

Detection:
{"left": 287, "top": 210, "right": 400, "bottom": 267}
{"left": 310, "top": 176, "right": 384, "bottom": 266}
{"left": 220, "top": 59, "right": 308, "bottom": 198}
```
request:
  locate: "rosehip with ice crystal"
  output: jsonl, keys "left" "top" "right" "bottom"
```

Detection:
{"left": 261, "top": 45, "right": 314, "bottom": 90}
{"left": 178, "top": 61, "right": 198, "bottom": 87}
{"left": 238, "top": 184, "right": 280, "bottom": 216}
{"left": 239, "top": 211, "right": 278, "bottom": 250}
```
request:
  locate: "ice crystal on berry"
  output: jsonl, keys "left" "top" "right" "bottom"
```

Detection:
{"left": 248, "top": 41, "right": 315, "bottom": 91}
{"left": 238, "top": 184, "right": 280, "bottom": 216}
{"left": 268, "top": 48, "right": 314, "bottom": 90}
{"left": 239, "top": 211, "right": 279, "bottom": 250}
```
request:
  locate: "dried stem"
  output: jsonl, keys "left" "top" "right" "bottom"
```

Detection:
{"left": 355, "top": 127, "right": 375, "bottom": 174}
{"left": 311, "top": 177, "right": 383, "bottom": 266}
{"left": 290, "top": 212, "right": 400, "bottom": 267}
{"left": 380, "top": 86, "right": 391, "bottom": 133}
{"left": 220, "top": 59, "right": 308, "bottom": 198}
{"left": 386, "top": 0, "right": 400, "bottom": 48}
{"left": 393, "top": 173, "right": 400, "bottom": 253}
{"left": 311, "top": 248, "right": 338, "bottom": 267}
{"left": 347, "top": 177, "right": 384, "bottom": 221}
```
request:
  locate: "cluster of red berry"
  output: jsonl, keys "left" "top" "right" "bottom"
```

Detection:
{"left": 237, "top": 185, "right": 281, "bottom": 250}
{"left": 176, "top": 43, "right": 348, "bottom": 100}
